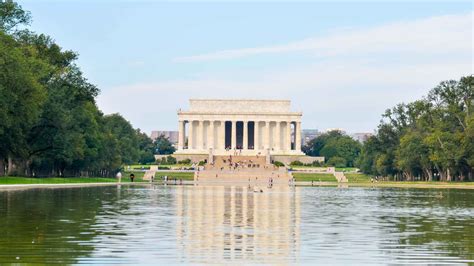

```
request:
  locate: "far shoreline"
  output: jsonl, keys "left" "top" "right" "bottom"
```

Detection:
{"left": 0, "top": 179, "right": 473, "bottom": 190}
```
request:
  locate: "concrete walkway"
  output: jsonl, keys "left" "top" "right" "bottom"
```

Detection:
{"left": 0, "top": 182, "right": 143, "bottom": 190}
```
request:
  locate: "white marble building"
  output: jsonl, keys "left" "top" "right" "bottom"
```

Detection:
{"left": 176, "top": 99, "right": 304, "bottom": 156}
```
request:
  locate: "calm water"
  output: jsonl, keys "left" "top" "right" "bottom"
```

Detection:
{"left": 0, "top": 185, "right": 473, "bottom": 265}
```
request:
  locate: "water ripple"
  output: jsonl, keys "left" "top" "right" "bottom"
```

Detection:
{"left": 0, "top": 185, "right": 473, "bottom": 264}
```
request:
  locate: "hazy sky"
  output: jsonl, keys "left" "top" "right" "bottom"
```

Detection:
{"left": 19, "top": 1, "right": 473, "bottom": 134}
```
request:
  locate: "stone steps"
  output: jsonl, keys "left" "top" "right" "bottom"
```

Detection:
{"left": 197, "top": 155, "right": 291, "bottom": 183}
{"left": 143, "top": 170, "right": 156, "bottom": 180}
{"left": 209, "top": 155, "right": 267, "bottom": 170}
{"left": 333, "top": 172, "right": 348, "bottom": 182}
{"left": 196, "top": 174, "right": 292, "bottom": 184}
{"left": 196, "top": 169, "right": 291, "bottom": 184}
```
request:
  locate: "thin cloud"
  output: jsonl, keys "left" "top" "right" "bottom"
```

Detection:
{"left": 98, "top": 11, "right": 473, "bottom": 133}
{"left": 98, "top": 60, "right": 471, "bottom": 133}
{"left": 174, "top": 12, "right": 472, "bottom": 62}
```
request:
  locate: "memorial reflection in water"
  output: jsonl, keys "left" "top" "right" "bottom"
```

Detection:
{"left": 175, "top": 185, "right": 300, "bottom": 263}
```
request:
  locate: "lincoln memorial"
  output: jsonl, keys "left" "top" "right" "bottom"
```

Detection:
{"left": 176, "top": 99, "right": 305, "bottom": 156}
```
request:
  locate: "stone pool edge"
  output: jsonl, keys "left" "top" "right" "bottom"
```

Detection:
{"left": 1, "top": 181, "right": 473, "bottom": 190}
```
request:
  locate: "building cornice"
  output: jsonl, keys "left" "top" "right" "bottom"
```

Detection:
{"left": 177, "top": 111, "right": 302, "bottom": 116}
{"left": 188, "top": 98, "right": 290, "bottom": 103}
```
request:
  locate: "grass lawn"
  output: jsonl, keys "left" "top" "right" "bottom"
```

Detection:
{"left": 293, "top": 173, "right": 337, "bottom": 182}
{"left": 0, "top": 171, "right": 150, "bottom": 185}
{"left": 154, "top": 171, "right": 194, "bottom": 180}
{"left": 290, "top": 166, "right": 358, "bottom": 172}
{"left": 345, "top": 173, "right": 373, "bottom": 183}
{"left": 290, "top": 165, "right": 325, "bottom": 168}
{"left": 0, "top": 176, "right": 118, "bottom": 185}
{"left": 335, "top": 167, "right": 358, "bottom": 172}
{"left": 127, "top": 164, "right": 193, "bottom": 170}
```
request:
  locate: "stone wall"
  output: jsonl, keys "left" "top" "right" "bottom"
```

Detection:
{"left": 156, "top": 153, "right": 323, "bottom": 165}
{"left": 155, "top": 154, "right": 208, "bottom": 164}
{"left": 271, "top": 155, "right": 324, "bottom": 165}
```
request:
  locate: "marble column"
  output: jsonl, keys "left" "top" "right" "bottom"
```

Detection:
{"left": 231, "top": 120, "right": 237, "bottom": 149}
{"left": 188, "top": 120, "right": 194, "bottom": 150}
{"left": 209, "top": 121, "right": 214, "bottom": 149}
{"left": 254, "top": 121, "right": 260, "bottom": 150}
{"left": 295, "top": 121, "right": 302, "bottom": 151}
{"left": 178, "top": 120, "right": 185, "bottom": 150}
{"left": 275, "top": 121, "right": 281, "bottom": 151}
{"left": 243, "top": 121, "right": 248, "bottom": 150}
{"left": 264, "top": 121, "right": 270, "bottom": 150}
{"left": 202, "top": 120, "right": 207, "bottom": 150}
{"left": 219, "top": 121, "right": 225, "bottom": 150}
{"left": 286, "top": 121, "right": 291, "bottom": 151}
{"left": 197, "top": 120, "right": 203, "bottom": 150}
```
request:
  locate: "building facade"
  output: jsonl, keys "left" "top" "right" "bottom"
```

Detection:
{"left": 176, "top": 99, "right": 304, "bottom": 156}
{"left": 150, "top": 130, "right": 179, "bottom": 144}
{"left": 350, "top": 132, "right": 373, "bottom": 143}
{"left": 301, "top": 129, "right": 320, "bottom": 146}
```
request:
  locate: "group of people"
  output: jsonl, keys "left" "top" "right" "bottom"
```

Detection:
{"left": 225, "top": 147, "right": 243, "bottom": 156}
{"left": 115, "top": 172, "right": 135, "bottom": 182}
{"left": 219, "top": 156, "right": 263, "bottom": 171}
{"left": 115, "top": 172, "right": 184, "bottom": 184}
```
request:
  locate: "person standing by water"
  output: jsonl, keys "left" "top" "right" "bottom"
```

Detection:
{"left": 130, "top": 173, "right": 135, "bottom": 182}
{"left": 116, "top": 171, "right": 122, "bottom": 183}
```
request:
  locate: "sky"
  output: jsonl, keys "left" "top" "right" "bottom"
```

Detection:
{"left": 18, "top": 1, "right": 473, "bottom": 134}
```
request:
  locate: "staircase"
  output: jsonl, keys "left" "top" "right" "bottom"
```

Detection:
{"left": 195, "top": 155, "right": 291, "bottom": 184}
{"left": 143, "top": 170, "right": 156, "bottom": 181}
{"left": 333, "top": 172, "right": 348, "bottom": 183}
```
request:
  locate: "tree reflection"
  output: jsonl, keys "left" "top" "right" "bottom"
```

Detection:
{"left": 378, "top": 189, "right": 474, "bottom": 261}
{"left": 0, "top": 186, "right": 115, "bottom": 264}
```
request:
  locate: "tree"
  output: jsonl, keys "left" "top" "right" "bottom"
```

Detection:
{"left": 396, "top": 131, "right": 431, "bottom": 181}
{"left": 358, "top": 76, "right": 474, "bottom": 181}
{"left": 136, "top": 130, "right": 155, "bottom": 164}
{"left": 154, "top": 135, "right": 176, "bottom": 155}
{"left": 0, "top": 1, "right": 31, "bottom": 33}
{"left": 304, "top": 130, "right": 361, "bottom": 167}
{"left": 327, "top": 156, "right": 346, "bottom": 168}
{"left": 0, "top": 31, "right": 45, "bottom": 175}
{"left": 0, "top": 3, "right": 166, "bottom": 177}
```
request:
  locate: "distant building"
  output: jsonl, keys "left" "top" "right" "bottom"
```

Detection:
{"left": 301, "top": 129, "right": 320, "bottom": 145}
{"left": 324, "top": 128, "right": 347, "bottom": 135}
{"left": 350, "top": 132, "right": 373, "bottom": 143}
{"left": 151, "top": 131, "right": 179, "bottom": 144}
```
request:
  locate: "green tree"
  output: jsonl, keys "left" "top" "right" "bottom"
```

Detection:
{"left": 136, "top": 130, "right": 155, "bottom": 164}
{"left": 327, "top": 156, "right": 346, "bottom": 168}
{"left": 358, "top": 76, "right": 474, "bottom": 181}
{"left": 0, "top": 31, "right": 45, "bottom": 175}
{"left": 154, "top": 135, "right": 176, "bottom": 155}
{"left": 396, "top": 131, "right": 431, "bottom": 181}
{"left": 304, "top": 130, "right": 361, "bottom": 167}
{"left": 0, "top": 3, "right": 157, "bottom": 177}
{"left": 0, "top": 1, "right": 31, "bottom": 33}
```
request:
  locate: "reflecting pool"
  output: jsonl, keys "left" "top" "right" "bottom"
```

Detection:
{"left": 0, "top": 185, "right": 473, "bottom": 264}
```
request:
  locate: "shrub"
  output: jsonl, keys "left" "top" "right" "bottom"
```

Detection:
{"left": 273, "top": 161, "right": 285, "bottom": 167}
{"left": 165, "top": 155, "right": 177, "bottom": 165}
{"left": 290, "top": 160, "right": 304, "bottom": 166}
{"left": 177, "top": 158, "right": 191, "bottom": 164}
{"left": 311, "top": 160, "right": 322, "bottom": 167}
{"left": 158, "top": 166, "right": 170, "bottom": 170}
{"left": 327, "top": 156, "right": 347, "bottom": 168}
{"left": 198, "top": 160, "right": 206, "bottom": 166}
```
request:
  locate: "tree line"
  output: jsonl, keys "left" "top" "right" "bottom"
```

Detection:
{"left": 304, "top": 76, "right": 473, "bottom": 181}
{"left": 0, "top": 2, "right": 155, "bottom": 177}
{"left": 357, "top": 76, "right": 473, "bottom": 181}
